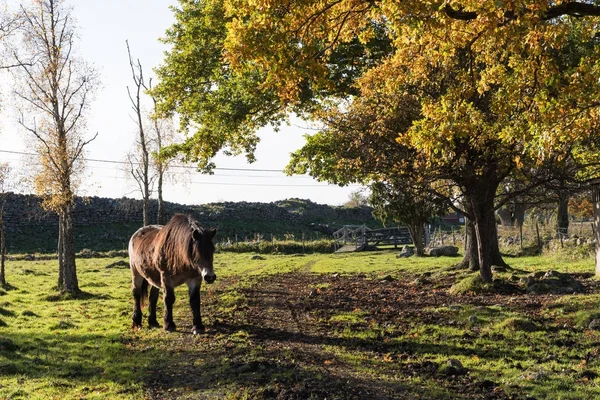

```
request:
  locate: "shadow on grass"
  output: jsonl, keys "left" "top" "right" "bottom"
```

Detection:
{"left": 44, "top": 290, "right": 111, "bottom": 302}
{"left": 0, "top": 330, "right": 158, "bottom": 395}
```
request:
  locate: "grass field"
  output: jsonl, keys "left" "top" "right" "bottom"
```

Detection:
{"left": 0, "top": 251, "right": 599, "bottom": 399}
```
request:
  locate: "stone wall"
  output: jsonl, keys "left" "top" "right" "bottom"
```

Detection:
{"left": 1, "top": 193, "right": 378, "bottom": 235}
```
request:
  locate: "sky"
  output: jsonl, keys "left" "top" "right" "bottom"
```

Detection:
{"left": 0, "top": 0, "right": 362, "bottom": 206}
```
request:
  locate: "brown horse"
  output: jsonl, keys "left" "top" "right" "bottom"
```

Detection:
{"left": 128, "top": 214, "right": 217, "bottom": 334}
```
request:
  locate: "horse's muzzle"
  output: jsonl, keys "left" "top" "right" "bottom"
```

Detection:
{"left": 204, "top": 274, "right": 217, "bottom": 284}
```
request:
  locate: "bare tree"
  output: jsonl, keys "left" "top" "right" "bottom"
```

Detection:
{"left": 0, "top": 7, "right": 21, "bottom": 69}
{"left": 11, "top": 0, "right": 98, "bottom": 294}
{"left": 126, "top": 40, "right": 152, "bottom": 226}
{"left": 147, "top": 85, "right": 179, "bottom": 225}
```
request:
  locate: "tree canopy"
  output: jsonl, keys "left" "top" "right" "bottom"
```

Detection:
{"left": 153, "top": 0, "right": 600, "bottom": 281}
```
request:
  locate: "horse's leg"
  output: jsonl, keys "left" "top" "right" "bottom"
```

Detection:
{"left": 147, "top": 286, "right": 160, "bottom": 328}
{"left": 162, "top": 286, "right": 176, "bottom": 332}
{"left": 159, "top": 272, "right": 176, "bottom": 331}
{"left": 187, "top": 279, "right": 203, "bottom": 334}
{"left": 131, "top": 273, "right": 144, "bottom": 329}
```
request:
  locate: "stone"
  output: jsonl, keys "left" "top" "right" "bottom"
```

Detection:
{"left": 308, "top": 289, "right": 318, "bottom": 298}
{"left": 523, "top": 370, "right": 548, "bottom": 381}
{"left": 443, "top": 358, "right": 467, "bottom": 375}
{"left": 397, "top": 245, "right": 415, "bottom": 258}
{"left": 543, "top": 270, "right": 562, "bottom": 279}
{"left": 468, "top": 315, "right": 478, "bottom": 324}
{"left": 251, "top": 255, "right": 266, "bottom": 260}
{"left": 380, "top": 275, "right": 395, "bottom": 282}
{"left": 588, "top": 319, "right": 600, "bottom": 330}
{"left": 412, "top": 276, "right": 429, "bottom": 286}
{"left": 428, "top": 246, "right": 459, "bottom": 257}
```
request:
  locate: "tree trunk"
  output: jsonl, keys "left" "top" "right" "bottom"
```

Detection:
{"left": 497, "top": 206, "right": 513, "bottom": 227}
{"left": 408, "top": 223, "right": 425, "bottom": 256}
{"left": 557, "top": 190, "right": 570, "bottom": 238}
{"left": 455, "top": 216, "right": 479, "bottom": 271}
{"left": 157, "top": 165, "right": 164, "bottom": 225}
{"left": 514, "top": 203, "right": 525, "bottom": 228}
{"left": 467, "top": 181, "right": 505, "bottom": 283}
{"left": 593, "top": 184, "right": 600, "bottom": 277}
{"left": 142, "top": 196, "right": 149, "bottom": 226}
{"left": 57, "top": 216, "right": 64, "bottom": 289}
{"left": 0, "top": 204, "right": 6, "bottom": 288}
{"left": 59, "top": 206, "right": 79, "bottom": 294}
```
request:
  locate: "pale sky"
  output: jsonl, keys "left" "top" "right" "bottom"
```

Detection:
{"left": 0, "top": 0, "right": 362, "bottom": 206}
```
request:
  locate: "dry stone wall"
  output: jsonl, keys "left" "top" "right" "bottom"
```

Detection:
{"left": 1, "top": 193, "right": 377, "bottom": 235}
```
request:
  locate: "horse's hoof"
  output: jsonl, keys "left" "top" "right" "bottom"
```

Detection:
{"left": 148, "top": 319, "right": 160, "bottom": 329}
{"left": 192, "top": 325, "right": 205, "bottom": 335}
{"left": 132, "top": 322, "right": 142, "bottom": 331}
{"left": 164, "top": 323, "right": 176, "bottom": 332}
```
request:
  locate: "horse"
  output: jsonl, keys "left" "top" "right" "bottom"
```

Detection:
{"left": 128, "top": 213, "right": 217, "bottom": 334}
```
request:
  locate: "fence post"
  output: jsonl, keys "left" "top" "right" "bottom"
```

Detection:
{"left": 441, "top": 227, "right": 444, "bottom": 246}
{"left": 535, "top": 222, "right": 542, "bottom": 254}
{"left": 451, "top": 227, "right": 456, "bottom": 246}
{"left": 519, "top": 223, "right": 523, "bottom": 250}
{"left": 302, "top": 232, "right": 305, "bottom": 253}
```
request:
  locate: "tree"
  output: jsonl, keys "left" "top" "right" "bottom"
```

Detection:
{"left": 370, "top": 181, "right": 447, "bottom": 256}
{"left": 11, "top": 0, "right": 98, "bottom": 294}
{"left": 147, "top": 80, "right": 179, "bottom": 225}
{"left": 126, "top": 41, "right": 152, "bottom": 226}
{"left": 344, "top": 189, "right": 368, "bottom": 208}
{"left": 154, "top": 0, "right": 600, "bottom": 282}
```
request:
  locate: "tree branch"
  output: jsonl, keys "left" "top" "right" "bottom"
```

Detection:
{"left": 443, "top": 1, "right": 600, "bottom": 21}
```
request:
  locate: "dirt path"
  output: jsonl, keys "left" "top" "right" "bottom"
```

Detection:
{"left": 141, "top": 272, "right": 600, "bottom": 399}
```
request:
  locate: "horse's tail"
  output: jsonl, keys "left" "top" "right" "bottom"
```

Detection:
{"left": 140, "top": 279, "right": 149, "bottom": 308}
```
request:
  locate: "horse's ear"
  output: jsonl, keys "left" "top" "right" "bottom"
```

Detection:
{"left": 209, "top": 228, "right": 217, "bottom": 238}
{"left": 192, "top": 229, "right": 202, "bottom": 241}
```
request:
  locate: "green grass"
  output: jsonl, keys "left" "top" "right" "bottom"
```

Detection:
{"left": 0, "top": 251, "right": 597, "bottom": 399}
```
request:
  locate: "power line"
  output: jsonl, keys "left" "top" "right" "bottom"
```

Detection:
{"left": 89, "top": 173, "right": 357, "bottom": 187}
{"left": 0, "top": 148, "right": 362, "bottom": 188}
{"left": 0, "top": 149, "right": 285, "bottom": 173}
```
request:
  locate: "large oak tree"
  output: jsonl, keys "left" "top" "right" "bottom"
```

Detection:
{"left": 154, "top": 0, "right": 600, "bottom": 281}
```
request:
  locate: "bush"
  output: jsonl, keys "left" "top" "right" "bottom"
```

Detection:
{"left": 217, "top": 239, "right": 335, "bottom": 254}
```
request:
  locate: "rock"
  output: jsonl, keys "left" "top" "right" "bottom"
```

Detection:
{"left": 543, "top": 270, "right": 562, "bottom": 279}
{"left": 428, "top": 246, "right": 459, "bottom": 257}
{"left": 520, "top": 276, "right": 537, "bottom": 288}
{"left": 412, "top": 276, "right": 430, "bottom": 286}
{"left": 442, "top": 358, "right": 467, "bottom": 375}
{"left": 588, "top": 319, "right": 600, "bottom": 330}
{"left": 332, "top": 273, "right": 340, "bottom": 278}
{"left": 449, "top": 305, "right": 462, "bottom": 311}
{"left": 24, "top": 254, "right": 35, "bottom": 261}
{"left": 308, "top": 289, "right": 318, "bottom": 298}
{"left": 468, "top": 315, "right": 478, "bottom": 324}
{"left": 397, "top": 245, "right": 415, "bottom": 258}
{"left": 526, "top": 283, "right": 550, "bottom": 294}
{"left": 523, "top": 370, "right": 548, "bottom": 381}
{"left": 251, "top": 255, "right": 265, "bottom": 260}
{"left": 380, "top": 275, "right": 395, "bottom": 282}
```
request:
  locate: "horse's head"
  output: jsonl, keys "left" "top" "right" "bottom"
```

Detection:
{"left": 190, "top": 224, "right": 217, "bottom": 284}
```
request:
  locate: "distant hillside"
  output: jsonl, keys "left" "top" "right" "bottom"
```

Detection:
{"left": 2, "top": 193, "right": 382, "bottom": 253}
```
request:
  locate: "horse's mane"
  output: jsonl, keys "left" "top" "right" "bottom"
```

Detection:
{"left": 153, "top": 214, "right": 204, "bottom": 272}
